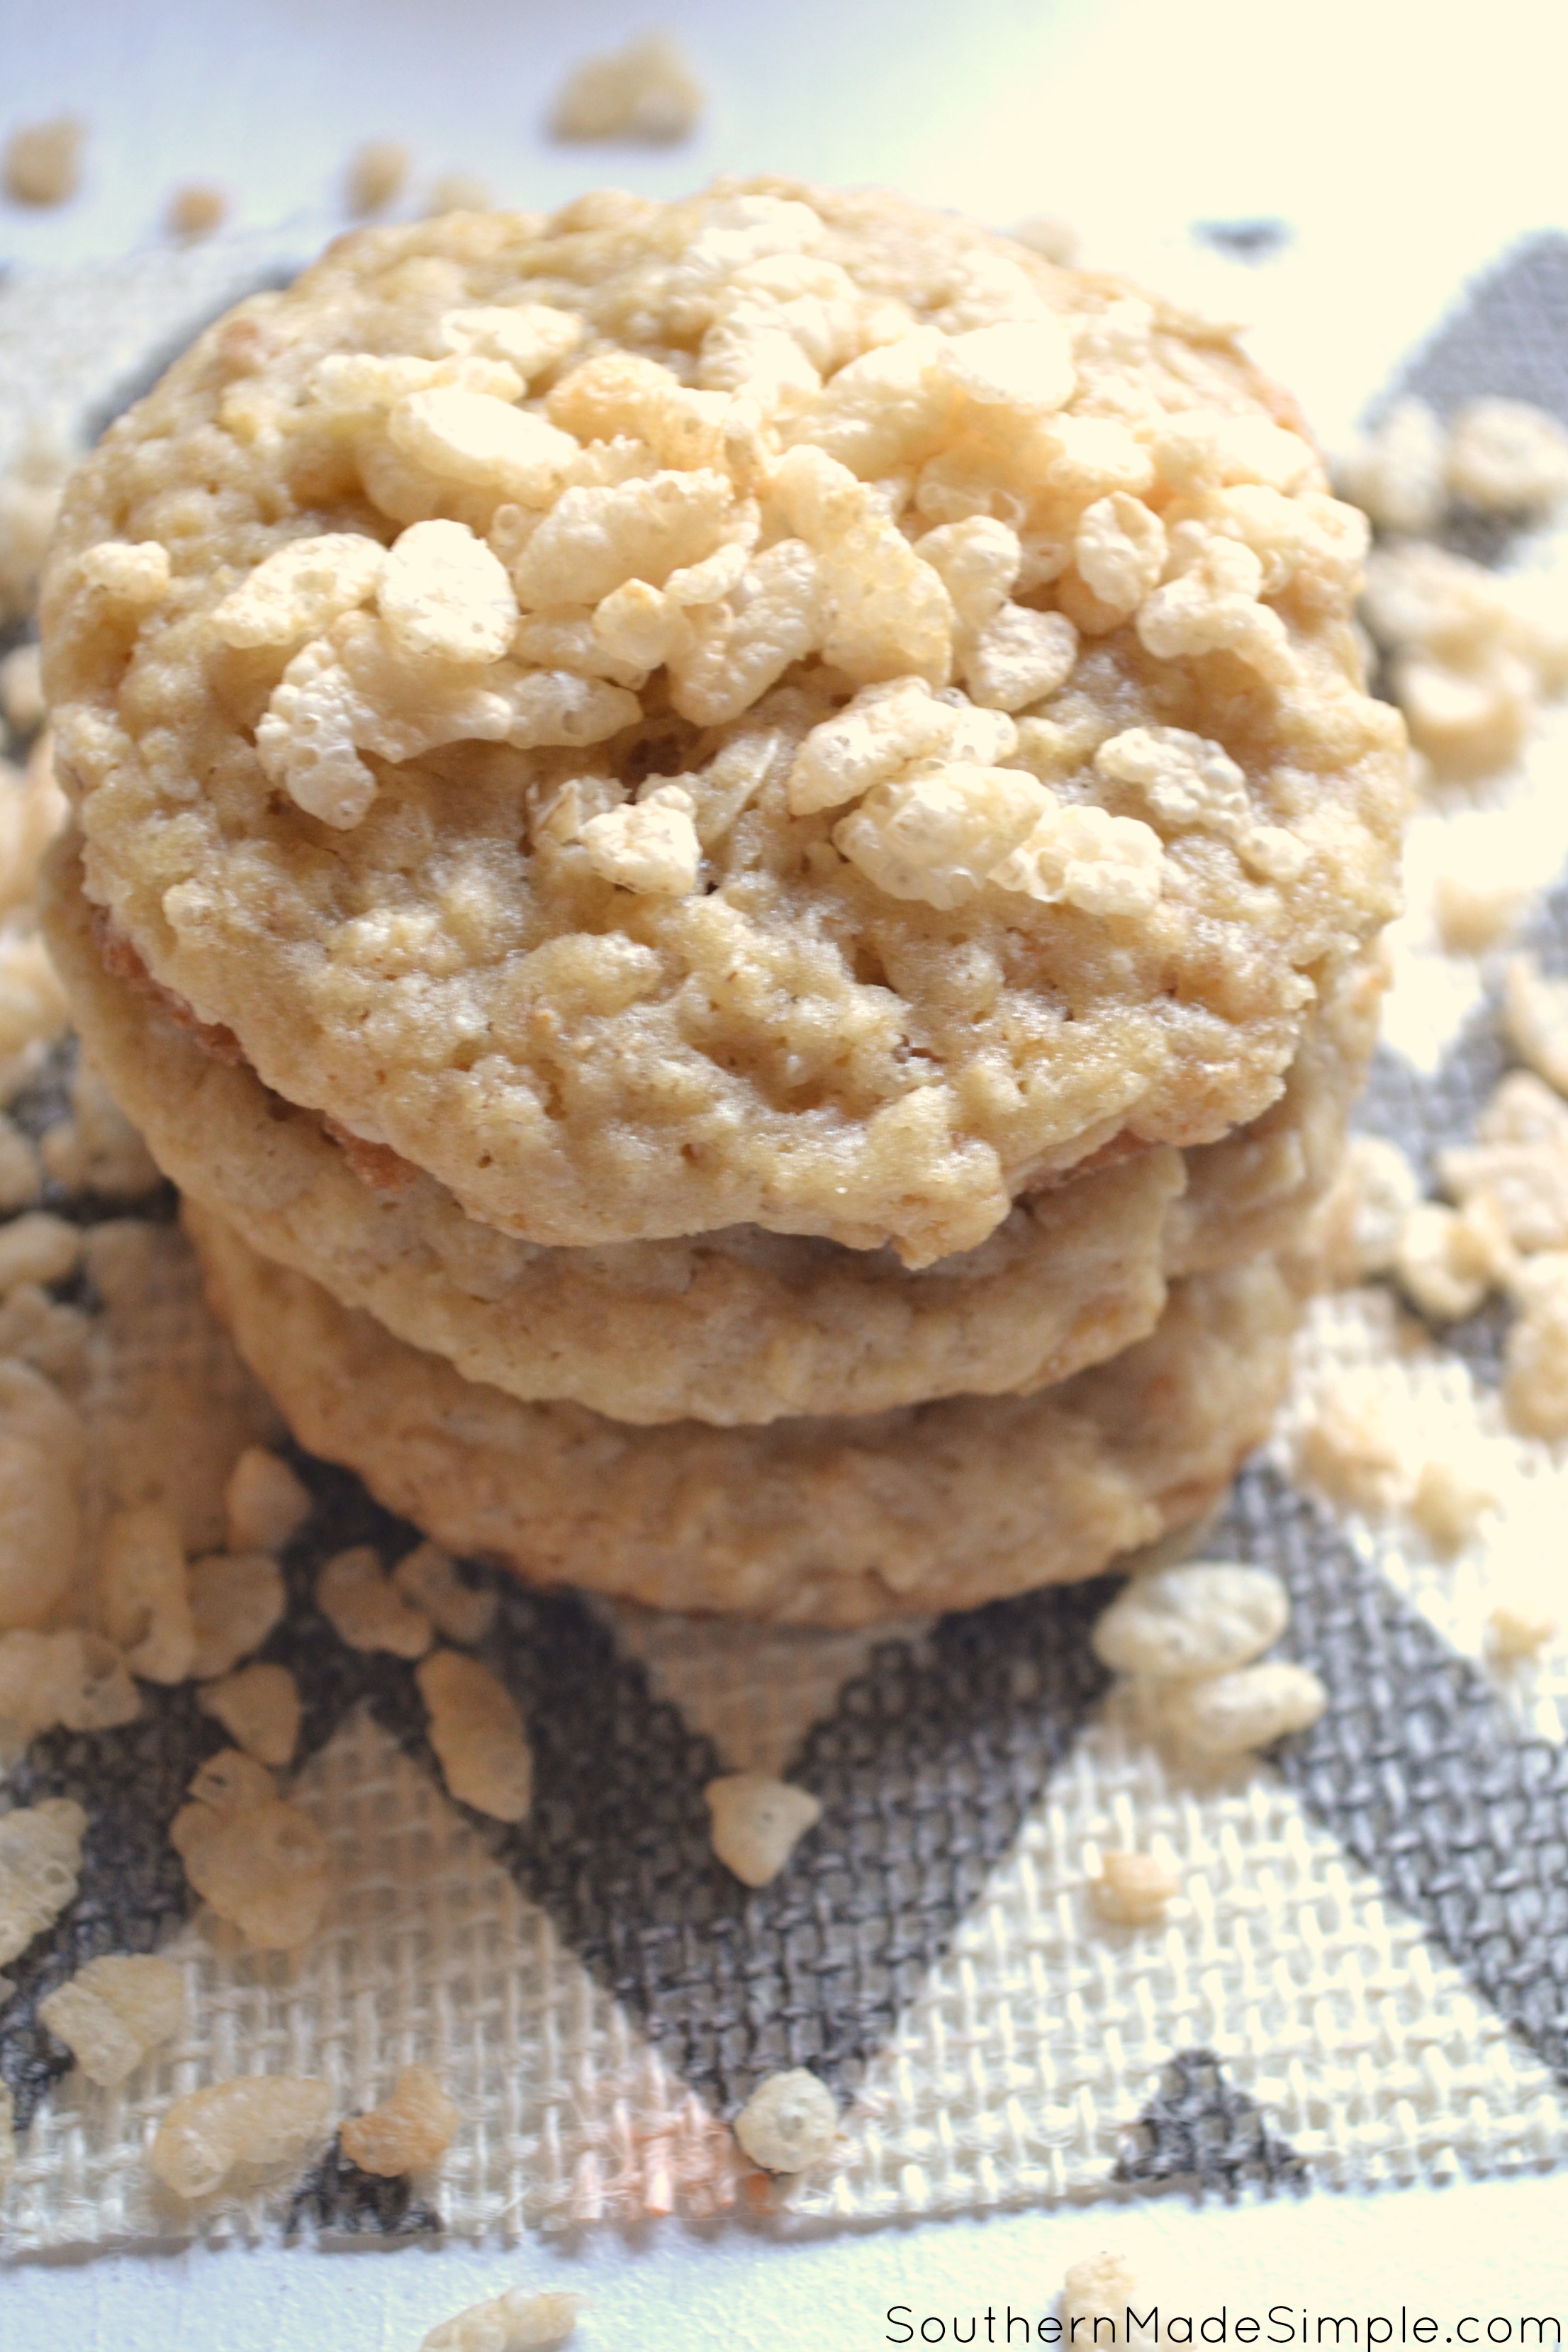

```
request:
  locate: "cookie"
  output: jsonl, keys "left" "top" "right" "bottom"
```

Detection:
{"left": 186, "top": 1199, "right": 1303, "bottom": 1626}
{"left": 47, "top": 831, "right": 1373, "bottom": 1425}
{"left": 43, "top": 179, "right": 1405, "bottom": 1270}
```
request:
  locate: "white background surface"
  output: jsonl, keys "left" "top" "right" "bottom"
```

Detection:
{"left": 5, "top": 0, "right": 1568, "bottom": 2339}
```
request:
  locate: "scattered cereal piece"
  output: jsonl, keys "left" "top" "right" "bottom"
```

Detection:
{"left": 1391, "top": 649, "right": 1535, "bottom": 782}
{"left": 0, "top": 1112, "right": 43, "bottom": 1214}
{"left": 171, "top": 1761, "right": 329, "bottom": 1951}
{"left": 0, "top": 1358, "right": 86, "bottom": 1633}
{"left": 340, "top": 2064, "right": 460, "bottom": 2177}
{"left": 1504, "top": 954, "right": 1568, "bottom": 1097}
{"left": 165, "top": 183, "right": 228, "bottom": 241}
{"left": 0, "top": 1798, "right": 86, "bottom": 1964}
{"left": 1503, "top": 1253, "right": 1568, "bottom": 1438}
{"left": 1324, "top": 1134, "right": 1423, "bottom": 1282}
{"left": 705, "top": 1772, "right": 822, "bottom": 1887}
{"left": 1091, "top": 1563, "right": 1289, "bottom": 1680}
{"left": 579, "top": 785, "right": 702, "bottom": 896}
{"left": 0, "top": 645, "right": 43, "bottom": 736}
{"left": 317, "top": 1542, "right": 432, "bottom": 1657}
{"left": 4, "top": 116, "right": 84, "bottom": 206}
{"left": 0, "top": 1209, "right": 79, "bottom": 1297}
{"left": 149, "top": 2075, "right": 332, "bottom": 2200}
{"left": 1488, "top": 1591, "right": 1557, "bottom": 1659}
{"left": 420, "top": 2286, "right": 583, "bottom": 2351}
{"left": 199, "top": 1662, "right": 301, "bottom": 1767}
{"left": 188, "top": 1550, "right": 287, "bottom": 1679}
{"left": 40, "top": 1056, "right": 161, "bottom": 1196}
{"left": 225, "top": 1445, "right": 312, "bottom": 1555}
{"left": 346, "top": 139, "right": 410, "bottom": 218}
{"left": 1090, "top": 1851, "right": 1180, "bottom": 1926}
{"left": 391, "top": 1542, "right": 496, "bottom": 1645}
{"left": 1393, "top": 1196, "right": 1512, "bottom": 1322}
{"left": 1161, "top": 1661, "right": 1328, "bottom": 1757}
{"left": 416, "top": 1648, "right": 532, "bottom": 1822}
{"left": 1445, "top": 398, "right": 1568, "bottom": 515}
{"left": 1062, "top": 2251, "right": 1148, "bottom": 2347}
{"left": 549, "top": 30, "right": 705, "bottom": 145}
{"left": 38, "top": 1953, "right": 184, "bottom": 2087}
{"left": 1433, "top": 840, "right": 1535, "bottom": 954}
{"left": 1440, "top": 1073, "right": 1568, "bottom": 1254}
{"left": 211, "top": 533, "right": 383, "bottom": 654}
{"left": 1410, "top": 1457, "right": 1496, "bottom": 1554}
{"left": 733, "top": 2068, "right": 839, "bottom": 2173}
{"left": 1336, "top": 398, "right": 1447, "bottom": 537}
{"left": 99, "top": 1502, "right": 195, "bottom": 1683}
{"left": 1298, "top": 1367, "right": 1411, "bottom": 1512}
{"left": 0, "top": 1628, "right": 139, "bottom": 1749}
{"left": 427, "top": 172, "right": 494, "bottom": 216}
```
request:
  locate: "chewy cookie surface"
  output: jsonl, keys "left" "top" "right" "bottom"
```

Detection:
{"left": 43, "top": 181, "right": 1404, "bottom": 1265}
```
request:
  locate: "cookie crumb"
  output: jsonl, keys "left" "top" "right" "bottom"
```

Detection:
{"left": 391, "top": 1541, "right": 495, "bottom": 1645}
{"left": 704, "top": 1772, "right": 822, "bottom": 1887}
{"left": 198, "top": 1660, "right": 301, "bottom": 1766}
{"left": 165, "top": 183, "right": 228, "bottom": 242}
{"left": 38, "top": 1953, "right": 184, "bottom": 2087}
{"left": 549, "top": 31, "right": 705, "bottom": 145}
{"left": 149, "top": 2075, "right": 332, "bottom": 2200}
{"left": 345, "top": 139, "right": 410, "bottom": 218}
{"left": 340, "top": 2064, "right": 460, "bottom": 2177}
{"left": 420, "top": 2287, "right": 583, "bottom": 2351}
{"left": 317, "top": 1542, "right": 433, "bottom": 1657}
{"left": 1090, "top": 1851, "right": 1179, "bottom": 1925}
{"left": 1090, "top": 1562, "right": 1288, "bottom": 1679}
{"left": 0, "top": 1798, "right": 87, "bottom": 1965}
{"left": 189, "top": 1549, "right": 287, "bottom": 1678}
{"left": 733, "top": 2067, "right": 839, "bottom": 2173}
{"left": 224, "top": 1445, "right": 312, "bottom": 1555}
{"left": 416, "top": 1648, "right": 532, "bottom": 1821}
{"left": 4, "top": 116, "right": 84, "bottom": 206}
{"left": 1161, "top": 1661, "right": 1327, "bottom": 1757}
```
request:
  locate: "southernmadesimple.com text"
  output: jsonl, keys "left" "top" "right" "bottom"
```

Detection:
{"left": 883, "top": 2309, "right": 1564, "bottom": 2346}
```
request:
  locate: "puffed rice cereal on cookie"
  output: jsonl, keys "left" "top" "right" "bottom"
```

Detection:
{"left": 41, "top": 181, "right": 1404, "bottom": 1272}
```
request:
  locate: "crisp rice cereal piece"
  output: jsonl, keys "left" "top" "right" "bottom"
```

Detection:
{"left": 79, "top": 540, "right": 171, "bottom": 609}
{"left": 416, "top": 1647, "right": 532, "bottom": 1821}
{"left": 187, "top": 1745, "right": 274, "bottom": 1818}
{"left": 38, "top": 1953, "right": 184, "bottom": 2087}
{"left": 317, "top": 1542, "right": 433, "bottom": 1657}
{"left": 1298, "top": 1367, "right": 1410, "bottom": 1512}
{"left": 225, "top": 1445, "right": 312, "bottom": 1554}
{"left": 1323, "top": 1133, "right": 1422, "bottom": 1280}
{"left": 1073, "top": 493, "right": 1167, "bottom": 617}
{"left": 346, "top": 140, "right": 410, "bottom": 218}
{"left": 171, "top": 1778, "right": 329, "bottom": 1950}
{"left": 421, "top": 2287, "right": 583, "bottom": 2352}
{"left": 1090, "top": 1852, "right": 1179, "bottom": 1927}
{"left": 961, "top": 602, "right": 1077, "bottom": 710}
{"left": 0, "top": 1282, "right": 91, "bottom": 1394}
{"left": 1440, "top": 1073, "right": 1568, "bottom": 1255}
{"left": 392, "top": 1542, "right": 497, "bottom": 1645}
{"left": 578, "top": 784, "right": 701, "bottom": 895}
{"left": 166, "top": 184, "right": 228, "bottom": 242}
{"left": 210, "top": 533, "right": 384, "bottom": 652}
{"left": 0, "top": 645, "right": 44, "bottom": 735}
{"left": 1061, "top": 2252, "right": 1148, "bottom": 2346}
{"left": 4, "top": 116, "right": 84, "bottom": 206}
{"left": 0, "top": 1358, "right": 85, "bottom": 1633}
{"left": 377, "top": 520, "right": 519, "bottom": 664}
{"left": 1488, "top": 1592, "right": 1557, "bottom": 1659}
{"left": 1504, "top": 954, "right": 1568, "bottom": 1096}
{"left": 149, "top": 2076, "right": 333, "bottom": 2199}
{"left": 40, "top": 1055, "right": 161, "bottom": 1196}
{"left": 549, "top": 30, "right": 705, "bottom": 145}
{"left": 939, "top": 319, "right": 1075, "bottom": 416}
{"left": 1161, "top": 1660, "right": 1327, "bottom": 1757}
{"left": 441, "top": 305, "right": 583, "bottom": 381}
{"left": 0, "top": 1210, "right": 79, "bottom": 1295}
{"left": 1336, "top": 397, "right": 1447, "bottom": 537}
{"left": 1503, "top": 1253, "right": 1568, "bottom": 1439}
{"left": 1445, "top": 398, "right": 1568, "bottom": 515}
{"left": 198, "top": 1661, "right": 301, "bottom": 1766}
{"left": 1391, "top": 649, "right": 1535, "bottom": 782}
{"left": 0, "top": 1798, "right": 87, "bottom": 1966}
{"left": 45, "top": 184, "right": 1401, "bottom": 1267}
{"left": 990, "top": 797, "right": 1164, "bottom": 917}
{"left": 734, "top": 2068, "right": 838, "bottom": 2173}
{"left": 834, "top": 762, "right": 1048, "bottom": 909}
{"left": 339, "top": 2064, "right": 460, "bottom": 2176}
{"left": 1433, "top": 858, "right": 1533, "bottom": 954}
{"left": 189, "top": 1550, "right": 287, "bottom": 1677}
{"left": 1393, "top": 1196, "right": 1512, "bottom": 1322}
{"left": 1136, "top": 534, "right": 1293, "bottom": 682}
{"left": 704, "top": 1771, "right": 822, "bottom": 1887}
{"left": 785, "top": 675, "right": 954, "bottom": 815}
{"left": 1411, "top": 1457, "right": 1496, "bottom": 1554}
{"left": 99, "top": 1502, "right": 195, "bottom": 1683}
{"left": 1090, "top": 1562, "right": 1288, "bottom": 1679}
{"left": 0, "top": 1628, "right": 139, "bottom": 1747}
{"left": 0, "top": 1111, "right": 41, "bottom": 1214}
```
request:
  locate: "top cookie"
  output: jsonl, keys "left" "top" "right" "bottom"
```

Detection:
{"left": 43, "top": 179, "right": 1405, "bottom": 1265}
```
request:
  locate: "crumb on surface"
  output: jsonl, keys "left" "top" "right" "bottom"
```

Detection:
{"left": 345, "top": 139, "right": 410, "bottom": 218}
{"left": 732, "top": 2066, "right": 839, "bottom": 2173}
{"left": 165, "top": 183, "right": 228, "bottom": 242}
{"left": 549, "top": 31, "right": 705, "bottom": 145}
{"left": 4, "top": 116, "right": 84, "bottom": 207}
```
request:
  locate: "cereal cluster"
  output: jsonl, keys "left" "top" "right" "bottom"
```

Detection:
{"left": 1091, "top": 1559, "right": 1326, "bottom": 1763}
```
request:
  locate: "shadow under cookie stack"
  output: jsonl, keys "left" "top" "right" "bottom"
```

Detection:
{"left": 36, "top": 181, "right": 1406, "bottom": 1626}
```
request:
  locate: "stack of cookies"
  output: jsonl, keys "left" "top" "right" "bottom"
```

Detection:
{"left": 36, "top": 181, "right": 1405, "bottom": 1625}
